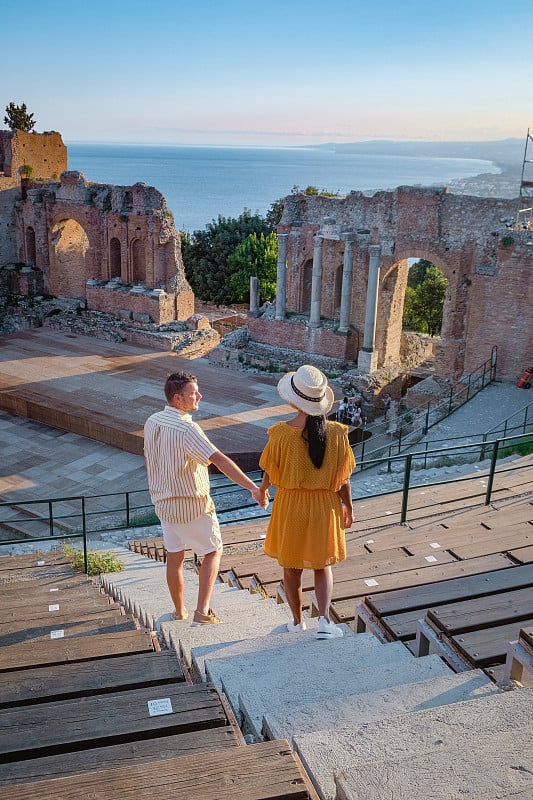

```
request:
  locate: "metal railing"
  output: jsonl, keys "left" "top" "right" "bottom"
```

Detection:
{"left": 1, "top": 432, "right": 531, "bottom": 568}
{"left": 356, "top": 347, "right": 498, "bottom": 465}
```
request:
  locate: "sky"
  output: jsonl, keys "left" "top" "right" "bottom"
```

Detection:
{"left": 3, "top": 0, "right": 532, "bottom": 147}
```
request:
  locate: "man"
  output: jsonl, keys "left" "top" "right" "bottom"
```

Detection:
{"left": 144, "top": 371, "right": 267, "bottom": 626}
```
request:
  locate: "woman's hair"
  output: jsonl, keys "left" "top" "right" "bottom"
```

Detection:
{"left": 302, "top": 414, "right": 328, "bottom": 468}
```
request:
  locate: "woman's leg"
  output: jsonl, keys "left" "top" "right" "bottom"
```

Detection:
{"left": 314, "top": 566, "right": 333, "bottom": 620}
{"left": 283, "top": 567, "right": 303, "bottom": 625}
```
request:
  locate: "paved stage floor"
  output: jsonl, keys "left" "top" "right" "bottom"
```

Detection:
{"left": 0, "top": 329, "right": 292, "bottom": 520}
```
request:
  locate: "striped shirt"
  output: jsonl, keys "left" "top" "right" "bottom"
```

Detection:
{"left": 144, "top": 405, "right": 218, "bottom": 524}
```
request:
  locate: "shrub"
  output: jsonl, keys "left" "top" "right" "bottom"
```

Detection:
{"left": 61, "top": 543, "right": 124, "bottom": 575}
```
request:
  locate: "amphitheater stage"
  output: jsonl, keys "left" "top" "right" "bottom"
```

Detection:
{"left": 0, "top": 329, "right": 290, "bottom": 470}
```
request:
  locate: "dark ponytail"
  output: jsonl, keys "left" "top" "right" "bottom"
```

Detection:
{"left": 302, "top": 415, "right": 328, "bottom": 468}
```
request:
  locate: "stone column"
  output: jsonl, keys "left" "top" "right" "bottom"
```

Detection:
{"left": 275, "top": 233, "right": 289, "bottom": 320}
{"left": 309, "top": 234, "right": 324, "bottom": 327}
{"left": 338, "top": 232, "right": 355, "bottom": 333}
{"left": 249, "top": 275, "right": 259, "bottom": 314}
{"left": 359, "top": 244, "right": 382, "bottom": 373}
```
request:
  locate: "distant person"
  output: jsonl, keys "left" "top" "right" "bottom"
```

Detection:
{"left": 337, "top": 396, "right": 350, "bottom": 423}
{"left": 259, "top": 365, "right": 355, "bottom": 639}
{"left": 382, "top": 392, "right": 392, "bottom": 420}
{"left": 144, "top": 371, "right": 267, "bottom": 626}
{"left": 351, "top": 405, "right": 363, "bottom": 428}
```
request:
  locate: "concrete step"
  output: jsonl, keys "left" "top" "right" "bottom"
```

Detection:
{"left": 333, "top": 721, "right": 533, "bottom": 800}
{"left": 205, "top": 638, "right": 451, "bottom": 741}
{"left": 294, "top": 686, "right": 532, "bottom": 800}
{"left": 101, "top": 546, "right": 308, "bottom": 676}
{"left": 265, "top": 668, "right": 499, "bottom": 743}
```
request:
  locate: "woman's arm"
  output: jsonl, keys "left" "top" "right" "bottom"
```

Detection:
{"left": 259, "top": 470, "right": 271, "bottom": 507}
{"left": 338, "top": 480, "right": 353, "bottom": 529}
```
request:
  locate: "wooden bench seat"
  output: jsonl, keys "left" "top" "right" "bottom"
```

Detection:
{"left": 0, "top": 594, "right": 119, "bottom": 623}
{"left": 0, "top": 739, "right": 311, "bottom": 800}
{"left": 437, "top": 617, "right": 533, "bottom": 668}
{"left": 508, "top": 545, "right": 533, "bottom": 564}
{"left": 329, "top": 553, "right": 515, "bottom": 623}
{"left": 0, "top": 552, "right": 70, "bottom": 571}
{"left": 0, "top": 610, "right": 137, "bottom": 647}
{"left": 0, "top": 726, "right": 239, "bottom": 787}
{"left": 447, "top": 527, "right": 533, "bottom": 559}
{"left": 356, "top": 563, "right": 533, "bottom": 640}
{"left": 426, "top": 586, "right": 533, "bottom": 634}
{"left": 0, "top": 575, "right": 96, "bottom": 600}
{"left": 0, "top": 682, "right": 227, "bottom": 762}
{"left": 0, "top": 650, "right": 184, "bottom": 708}
{"left": 0, "top": 629, "right": 156, "bottom": 671}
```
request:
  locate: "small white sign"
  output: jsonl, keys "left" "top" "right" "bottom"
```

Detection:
{"left": 48, "top": 604, "right": 60, "bottom": 612}
{"left": 425, "top": 555, "right": 438, "bottom": 563}
{"left": 49, "top": 588, "right": 59, "bottom": 592}
{"left": 430, "top": 542, "right": 441, "bottom": 549}
{"left": 364, "top": 578, "right": 379, "bottom": 587}
{"left": 50, "top": 629, "right": 65, "bottom": 639}
{"left": 147, "top": 698, "right": 173, "bottom": 717}
{"left": 37, "top": 560, "right": 45, "bottom": 566}
{"left": 366, "top": 539, "right": 374, "bottom": 544}
{"left": 385, "top": 511, "right": 393, "bottom": 515}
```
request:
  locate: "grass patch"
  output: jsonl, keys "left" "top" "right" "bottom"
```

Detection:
{"left": 61, "top": 543, "right": 124, "bottom": 575}
{"left": 498, "top": 435, "right": 533, "bottom": 458}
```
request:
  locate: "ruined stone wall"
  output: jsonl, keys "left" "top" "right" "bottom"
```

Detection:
{"left": 247, "top": 315, "right": 359, "bottom": 360}
{"left": 86, "top": 283, "right": 194, "bottom": 325}
{"left": 268, "top": 188, "right": 531, "bottom": 380}
{"left": 0, "top": 129, "right": 67, "bottom": 181}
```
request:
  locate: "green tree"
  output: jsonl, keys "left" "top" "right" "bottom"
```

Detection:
{"left": 4, "top": 101, "right": 36, "bottom": 132}
{"left": 404, "top": 266, "right": 448, "bottom": 336}
{"left": 265, "top": 198, "right": 284, "bottom": 229}
{"left": 407, "top": 258, "right": 432, "bottom": 288}
{"left": 181, "top": 209, "right": 271, "bottom": 304}
{"left": 228, "top": 232, "right": 278, "bottom": 302}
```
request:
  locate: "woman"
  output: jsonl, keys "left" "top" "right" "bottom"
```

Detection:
{"left": 259, "top": 365, "right": 355, "bottom": 639}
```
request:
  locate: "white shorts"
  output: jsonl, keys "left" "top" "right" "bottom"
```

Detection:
{"left": 161, "top": 512, "right": 222, "bottom": 555}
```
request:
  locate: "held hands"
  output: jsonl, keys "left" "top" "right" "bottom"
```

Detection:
{"left": 252, "top": 485, "right": 270, "bottom": 510}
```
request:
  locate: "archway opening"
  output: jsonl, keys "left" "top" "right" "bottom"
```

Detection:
{"left": 132, "top": 239, "right": 145, "bottom": 284}
{"left": 51, "top": 219, "right": 90, "bottom": 297}
{"left": 301, "top": 259, "right": 312, "bottom": 313}
{"left": 25, "top": 226, "right": 36, "bottom": 266}
{"left": 109, "top": 237, "right": 121, "bottom": 279}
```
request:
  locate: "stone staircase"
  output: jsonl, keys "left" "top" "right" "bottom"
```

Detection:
{"left": 100, "top": 547, "right": 532, "bottom": 800}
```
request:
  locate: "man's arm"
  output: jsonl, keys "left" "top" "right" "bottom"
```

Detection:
{"left": 210, "top": 451, "right": 268, "bottom": 509}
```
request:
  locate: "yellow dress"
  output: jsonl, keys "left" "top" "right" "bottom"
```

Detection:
{"left": 259, "top": 421, "right": 355, "bottom": 569}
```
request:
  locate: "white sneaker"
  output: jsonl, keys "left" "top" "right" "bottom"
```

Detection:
{"left": 286, "top": 619, "right": 307, "bottom": 633}
{"left": 316, "top": 616, "right": 343, "bottom": 639}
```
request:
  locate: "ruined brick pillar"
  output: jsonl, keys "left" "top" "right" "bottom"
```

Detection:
{"left": 309, "top": 233, "right": 324, "bottom": 327}
{"left": 359, "top": 244, "right": 382, "bottom": 372}
{"left": 338, "top": 231, "right": 355, "bottom": 333}
{"left": 275, "top": 233, "right": 288, "bottom": 320}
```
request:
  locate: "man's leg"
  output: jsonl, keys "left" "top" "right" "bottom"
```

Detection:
{"left": 196, "top": 547, "right": 222, "bottom": 616}
{"left": 283, "top": 567, "right": 303, "bottom": 625}
{"left": 166, "top": 549, "right": 187, "bottom": 617}
{"left": 314, "top": 566, "right": 333, "bottom": 620}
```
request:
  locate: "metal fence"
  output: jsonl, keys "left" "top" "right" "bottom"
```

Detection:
{"left": 1, "top": 431, "right": 531, "bottom": 570}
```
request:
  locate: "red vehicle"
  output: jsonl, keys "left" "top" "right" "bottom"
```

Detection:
{"left": 517, "top": 367, "right": 533, "bottom": 389}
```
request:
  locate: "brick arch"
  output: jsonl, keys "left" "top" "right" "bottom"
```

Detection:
{"left": 109, "top": 237, "right": 121, "bottom": 279}
{"left": 131, "top": 238, "right": 145, "bottom": 284}
{"left": 49, "top": 218, "right": 92, "bottom": 297}
{"left": 25, "top": 226, "right": 36, "bottom": 266}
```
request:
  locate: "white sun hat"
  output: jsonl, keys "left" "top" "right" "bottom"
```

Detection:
{"left": 277, "top": 364, "right": 334, "bottom": 417}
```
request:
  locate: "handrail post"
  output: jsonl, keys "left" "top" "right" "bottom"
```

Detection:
{"left": 360, "top": 434, "right": 366, "bottom": 469}
{"left": 387, "top": 444, "right": 392, "bottom": 473}
{"left": 466, "top": 373, "right": 471, "bottom": 401}
{"left": 448, "top": 386, "right": 454, "bottom": 414}
{"left": 82, "top": 496, "right": 88, "bottom": 573}
{"left": 126, "top": 492, "right": 131, "bottom": 527}
{"left": 48, "top": 501, "right": 54, "bottom": 537}
{"left": 423, "top": 402, "right": 430, "bottom": 435}
{"left": 485, "top": 440, "right": 500, "bottom": 505}
{"left": 400, "top": 454, "right": 412, "bottom": 524}
{"left": 480, "top": 432, "right": 487, "bottom": 461}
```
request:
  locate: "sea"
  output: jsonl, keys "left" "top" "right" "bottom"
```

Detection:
{"left": 67, "top": 143, "right": 499, "bottom": 234}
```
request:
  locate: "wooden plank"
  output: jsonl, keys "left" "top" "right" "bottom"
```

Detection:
{"left": 0, "top": 594, "right": 118, "bottom": 622}
{"left": 508, "top": 545, "right": 533, "bottom": 564}
{"left": 0, "top": 739, "right": 310, "bottom": 800}
{"left": 0, "top": 651, "right": 185, "bottom": 708}
{"left": 0, "top": 682, "right": 227, "bottom": 760}
{"left": 380, "top": 608, "right": 430, "bottom": 641}
{"left": 448, "top": 527, "right": 533, "bottom": 559}
{"left": 427, "top": 587, "right": 533, "bottom": 634}
{"left": 0, "top": 564, "right": 79, "bottom": 581}
{"left": 330, "top": 555, "right": 517, "bottom": 623}
{"left": 0, "top": 576, "right": 96, "bottom": 600}
{"left": 0, "top": 726, "right": 239, "bottom": 786}
{"left": 0, "top": 611, "right": 136, "bottom": 646}
{"left": 366, "top": 561, "right": 533, "bottom": 615}
{"left": 0, "top": 629, "right": 155, "bottom": 671}
{"left": 521, "top": 626, "right": 533, "bottom": 649}
{"left": 0, "top": 552, "right": 70, "bottom": 571}
{"left": 330, "top": 553, "right": 514, "bottom": 603}
{"left": 450, "top": 617, "right": 533, "bottom": 666}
